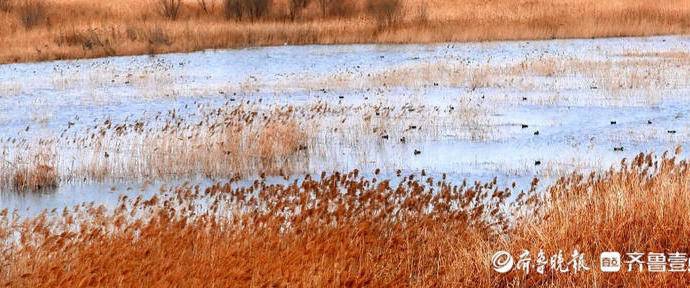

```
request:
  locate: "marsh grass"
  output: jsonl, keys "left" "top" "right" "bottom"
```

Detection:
{"left": 0, "top": 166, "right": 515, "bottom": 286}
{"left": 2, "top": 150, "right": 690, "bottom": 286}
{"left": 16, "top": 0, "right": 45, "bottom": 29}
{"left": 294, "top": 53, "right": 689, "bottom": 107}
{"left": 159, "top": 0, "right": 183, "bottom": 20}
{"left": 1, "top": 140, "right": 59, "bottom": 193}
{"left": 0, "top": 0, "right": 11, "bottom": 12}
{"left": 2, "top": 50, "right": 687, "bottom": 188}
{"left": 0, "top": 99, "right": 501, "bottom": 188}
{"left": 12, "top": 164, "right": 58, "bottom": 192}
{"left": 1, "top": 0, "right": 689, "bottom": 63}
{"left": 366, "top": 0, "right": 402, "bottom": 29}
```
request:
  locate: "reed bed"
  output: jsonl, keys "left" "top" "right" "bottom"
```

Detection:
{"left": 0, "top": 140, "right": 58, "bottom": 193}
{"left": 2, "top": 150, "right": 689, "bottom": 286}
{"left": 11, "top": 47, "right": 686, "bottom": 107}
{"left": 0, "top": 0, "right": 688, "bottom": 63}
{"left": 2, "top": 50, "right": 688, "bottom": 191}
{"left": 296, "top": 52, "right": 690, "bottom": 106}
{"left": 0, "top": 100, "right": 495, "bottom": 190}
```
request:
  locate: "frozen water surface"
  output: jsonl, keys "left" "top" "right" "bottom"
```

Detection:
{"left": 1, "top": 35, "right": 690, "bottom": 215}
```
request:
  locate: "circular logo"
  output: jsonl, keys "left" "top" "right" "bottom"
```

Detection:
{"left": 492, "top": 251, "right": 514, "bottom": 273}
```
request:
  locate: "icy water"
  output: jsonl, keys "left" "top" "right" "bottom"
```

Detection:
{"left": 1, "top": 35, "right": 689, "bottom": 215}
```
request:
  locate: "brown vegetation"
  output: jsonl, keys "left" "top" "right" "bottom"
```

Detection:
{"left": 1, "top": 142, "right": 59, "bottom": 193}
{"left": 2, "top": 49, "right": 688, "bottom": 188}
{"left": 0, "top": 0, "right": 688, "bottom": 63}
{"left": 0, "top": 0, "right": 11, "bottom": 12}
{"left": 12, "top": 164, "right": 58, "bottom": 192}
{"left": 0, "top": 99, "right": 499, "bottom": 188}
{"left": 159, "top": 0, "right": 183, "bottom": 20}
{"left": 16, "top": 0, "right": 46, "bottom": 29}
{"left": 2, "top": 150, "right": 690, "bottom": 286}
{"left": 366, "top": 0, "right": 401, "bottom": 28}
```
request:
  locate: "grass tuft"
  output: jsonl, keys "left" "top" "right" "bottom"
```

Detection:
{"left": 12, "top": 164, "right": 58, "bottom": 193}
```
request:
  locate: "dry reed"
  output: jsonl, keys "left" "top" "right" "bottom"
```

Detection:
{"left": 12, "top": 164, "right": 58, "bottom": 192}
{"left": 0, "top": 99, "right": 498, "bottom": 188}
{"left": 0, "top": 0, "right": 688, "bottom": 63}
{"left": 2, "top": 150, "right": 690, "bottom": 286}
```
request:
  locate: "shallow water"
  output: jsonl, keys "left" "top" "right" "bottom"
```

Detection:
{"left": 1, "top": 35, "right": 689, "bottom": 215}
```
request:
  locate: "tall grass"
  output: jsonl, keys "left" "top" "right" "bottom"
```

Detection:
{"left": 366, "top": 0, "right": 402, "bottom": 28}
{"left": 1, "top": 141, "right": 58, "bottom": 193}
{"left": 222, "top": 0, "right": 272, "bottom": 20}
{"left": 0, "top": 99, "right": 500, "bottom": 188}
{"left": 288, "top": 0, "right": 310, "bottom": 20}
{"left": 159, "top": 0, "right": 182, "bottom": 20}
{"left": 2, "top": 52, "right": 686, "bottom": 188}
{"left": 0, "top": 0, "right": 688, "bottom": 63}
{"left": 2, "top": 150, "right": 690, "bottom": 286}
{"left": 12, "top": 164, "right": 58, "bottom": 192}
{"left": 16, "top": 0, "right": 45, "bottom": 29}
{"left": 0, "top": 0, "right": 11, "bottom": 12}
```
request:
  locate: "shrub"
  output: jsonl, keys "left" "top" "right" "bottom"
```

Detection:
{"left": 327, "top": 0, "right": 356, "bottom": 18}
{"left": 245, "top": 0, "right": 271, "bottom": 20}
{"left": 315, "top": 0, "right": 355, "bottom": 18}
{"left": 223, "top": 0, "right": 271, "bottom": 21}
{"left": 288, "top": 0, "right": 309, "bottom": 20}
{"left": 125, "top": 26, "right": 142, "bottom": 41}
{"left": 17, "top": 0, "right": 46, "bottom": 29}
{"left": 366, "top": 0, "right": 402, "bottom": 28}
{"left": 57, "top": 29, "right": 102, "bottom": 49}
{"left": 55, "top": 29, "right": 117, "bottom": 56}
{"left": 159, "top": 0, "right": 182, "bottom": 20}
{"left": 223, "top": 0, "right": 242, "bottom": 20}
{"left": 148, "top": 27, "right": 172, "bottom": 46}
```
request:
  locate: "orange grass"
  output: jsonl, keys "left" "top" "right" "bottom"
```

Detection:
{"left": 2, "top": 149, "right": 690, "bottom": 286}
{"left": 0, "top": 0, "right": 689, "bottom": 63}
{"left": 11, "top": 164, "right": 58, "bottom": 192}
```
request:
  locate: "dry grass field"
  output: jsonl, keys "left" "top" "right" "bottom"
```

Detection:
{"left": 2, "top": 150, "right": 690, "bottom": 286}
{"left": 0, "top": 0, "right": 688, "bottom": 63}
